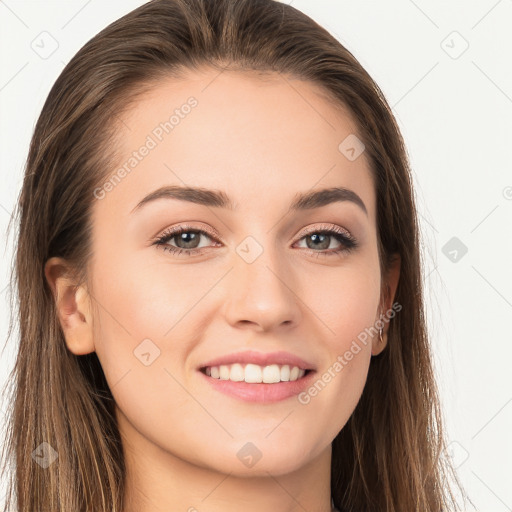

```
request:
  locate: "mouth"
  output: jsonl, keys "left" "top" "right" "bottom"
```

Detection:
{"left": 197, "top": 351, "right": 316, "bottom": 403}
{"left": 199, "top": 366, "right": 315, "bottom": 403}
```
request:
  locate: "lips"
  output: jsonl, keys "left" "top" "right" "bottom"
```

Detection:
{"left": 197, "top": 350, "right": 317, "bottom": 403}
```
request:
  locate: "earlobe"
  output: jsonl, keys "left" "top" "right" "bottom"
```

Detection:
{"left": 44, "top": 257, "right": 95, "bottom": 355}
{"left": 371, "top": 313, "right": 388, "bottom": 356}
{"left": 372, "top": 253, "right": 401, "bottom": 356}
{"left": 371, "top": 318, "right": 385, "bottom": 355}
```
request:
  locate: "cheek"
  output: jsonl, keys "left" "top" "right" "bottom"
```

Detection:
{"left": 87, "top": 249, "right": 190, "bottom": 394}
{"left": 296, "top": 257, "right": 380, "bottom": 416}
{"left": 88, "top": 248, "right": 222, "bottom": 411}
{"left": 88, "top": 254, "right": 215, "bottom": 460}
{"left": 303, "top": 258, "right": 381, "bottom": 347}
{"left": 90, "top": 247, "right": 209, "bottom": 349}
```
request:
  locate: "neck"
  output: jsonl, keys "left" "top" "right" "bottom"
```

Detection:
{"left": 118, "top": 411, "right": 333, "bottom": 512}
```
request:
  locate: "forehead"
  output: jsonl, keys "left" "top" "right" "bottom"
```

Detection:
{"left": 98, "top": 67, "right": 375, "bottom": 221}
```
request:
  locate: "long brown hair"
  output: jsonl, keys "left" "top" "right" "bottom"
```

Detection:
{"left": 2, "top": 0, "right": 466, "bottom": 510}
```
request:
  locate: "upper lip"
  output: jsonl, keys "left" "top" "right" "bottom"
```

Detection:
{"left": 199, "top": 350, "right": 316, "bottom": 371}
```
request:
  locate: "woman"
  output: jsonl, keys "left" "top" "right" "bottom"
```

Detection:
{"left": 2, "top": 0, "right": 466, "bottom": 510}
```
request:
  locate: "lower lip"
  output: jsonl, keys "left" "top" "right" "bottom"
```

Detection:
{"left": 198, "top": 370, "right": 316, "bottom": 403}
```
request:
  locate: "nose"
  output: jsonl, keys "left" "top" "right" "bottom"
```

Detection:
{"left": 222, "top": 244, "right": 302, "bottom": 332}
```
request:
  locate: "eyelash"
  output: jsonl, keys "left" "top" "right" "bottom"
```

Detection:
{"left": 152, "top": 223, "right": 358, "bottom": 258}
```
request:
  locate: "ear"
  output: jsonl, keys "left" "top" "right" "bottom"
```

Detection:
{"left": 44, "top": 256, "right": 95, "bottom": 355}
{"left": 372, "top": 253, "right": 401, "bottom": 356}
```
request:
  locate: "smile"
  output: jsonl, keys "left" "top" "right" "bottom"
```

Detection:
{"left": 202, "top": 363, "right": 309, "bottom": 383}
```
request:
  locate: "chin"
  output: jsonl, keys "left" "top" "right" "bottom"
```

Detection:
{"left": 190, "top": 439, "right": 320, "bottom": 477}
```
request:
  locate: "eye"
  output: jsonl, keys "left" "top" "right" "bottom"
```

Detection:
{"left": 294, "top": 224, "right": 358, "bottom": 257}
{"left": 152, "top": 224, "right": 220, "bottom": 257}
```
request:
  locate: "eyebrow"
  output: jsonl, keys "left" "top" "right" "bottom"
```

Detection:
{"left": 130, "top": 185, "right": 367, "bottom": 216}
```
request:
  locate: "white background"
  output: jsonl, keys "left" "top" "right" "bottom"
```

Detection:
{"left": 1, "top": 1, "right": 511, "bottom": 510}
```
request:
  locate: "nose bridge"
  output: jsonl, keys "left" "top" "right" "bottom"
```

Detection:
{"left": 222, "top": 233, "right": 301, "bottom": 330}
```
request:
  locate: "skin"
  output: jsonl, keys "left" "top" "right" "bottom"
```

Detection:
{"left": 45, "top": 68, "right": 400, "bottom": 512}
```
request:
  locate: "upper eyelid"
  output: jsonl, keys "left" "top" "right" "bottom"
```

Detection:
{"left": 296, "top": 223, "right": 352, "bottom": 238}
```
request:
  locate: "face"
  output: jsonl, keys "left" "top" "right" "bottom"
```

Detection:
{"left": 52, "top": 68, "right": 399, "bottom": 477}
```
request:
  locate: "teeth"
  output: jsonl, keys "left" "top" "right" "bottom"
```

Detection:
{"left": 262, "top": 364, "right": 280, "bottom": 383}
{"left": 245, "top": 364, "right": 262, "bottom": 383}
{"left": 204, "top": 363, "right": 308, "bottom": 383}
{"left": 219, "top": 365, "right": 230, "bottom": 380}
{"left": 229, "top": 363, "right": 245, "bottom": 382}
